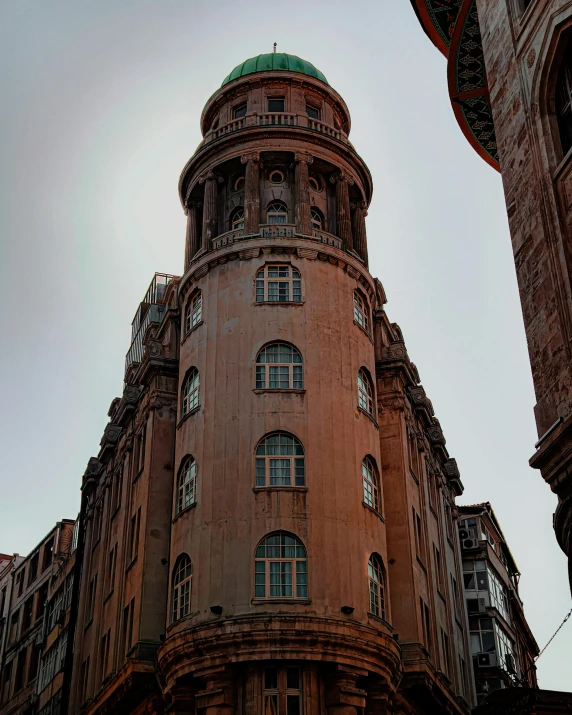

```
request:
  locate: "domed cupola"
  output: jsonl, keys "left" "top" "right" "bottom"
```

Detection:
{"left": 221, "top": 53, "right": 329, "bottom": 87}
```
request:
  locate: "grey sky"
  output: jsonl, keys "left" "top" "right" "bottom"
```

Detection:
{"left": 0, "top": 0, "right": 569, "bottom": 691}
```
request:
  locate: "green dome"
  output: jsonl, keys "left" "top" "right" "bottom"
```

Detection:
{"left": 221, "top": 53, "right": 328, "bottom": 87}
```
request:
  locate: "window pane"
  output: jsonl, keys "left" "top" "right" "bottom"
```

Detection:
{"left": 286, "top": 667, "right": 300, "bottom": 690}
{"left": 265, "top": 668, "right": 278, "bottom": 690}
{"left": 287, "top": 695, "right": 300, "bottom": 715}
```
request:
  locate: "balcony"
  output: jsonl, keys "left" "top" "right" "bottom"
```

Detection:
{"left": 202, "top": 113, "right": 348, "bottom": 145}
{"left": 210, "top": 225, "right": 342, "bottom": 251}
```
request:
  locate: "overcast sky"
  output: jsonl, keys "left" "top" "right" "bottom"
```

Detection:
{"left": 0, "top": 0, "right": 570, "bottom": 692}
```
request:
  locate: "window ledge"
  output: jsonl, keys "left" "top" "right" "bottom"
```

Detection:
{"left": 172, "top": 502, "right": 197, "bottom": 523}
{"left": 362, "top": 502, "right": 385, "bottom": 522}
{"left": 253, "top": 486, "right": 308, "bottom": 493}
{"left": 181, "top": 319, "right": 204, "bottom": 346}
{"left": 357, "top": 406, "right": 379, "bottom": 429}
{"left": 251, "top": 598, "right": 311, "bottom": 605}
{"left": 367, "top": 612, "right": 392, "bottom": 629}
{"left": 254, "top": 301, "right": 305, "bottom": 307}
{"left": 91, "top": 538, "right": 101, "bottom": 552}
{"left": 103, "top": 589, "right": 114, "bottom": 606}
{"left": 84, "top": 618, "right": 93, "bottom": 632}
{"left": 110, "top": 505, "right": 121, "bottom": 522}
{"left": 437, "top": 589, "right": 447, "bottom": 604}
{"left": 409, "top": 468, "right": 419, "bottom": 485}
{"left": 353, "top": 319, "right": 374, "bottom": 344}
{"left": 125, "top": 556, "right": 138, "bottom": 574}
{"left": 253, "top": 389, "right": 306, "bottom": 395}
{"left": 177, "top": 405, "right": 201, "bottom": 430}
{"left": 416, "top": 556, "right": 427, "bottom": 573}
{"left": 429, "top": 506, "right": 439, "bottom": 520}
{"left": 133, "top": 466, "right": 144, "bottom": 485}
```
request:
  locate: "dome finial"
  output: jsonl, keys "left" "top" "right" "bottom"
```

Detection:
{"left": 273, "top": 42, "right": 277, "bottom": 54}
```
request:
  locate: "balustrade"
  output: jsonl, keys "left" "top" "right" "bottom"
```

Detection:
{"left": 210, "top": 225, "right": 343, "bottom": 251}
{"left": 257, "top": 113, "right": 297, "bottom": 127}
{"left": 308, "top": 118, "right": 341, "bottom": 140}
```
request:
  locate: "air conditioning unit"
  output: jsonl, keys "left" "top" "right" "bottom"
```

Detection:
{"left": 459, "top": 528, "right": 470, "bottom": 540}
{"left": 462, "top": 537, "right": 480, "bottom": 550}
{"left": 476, "top": 652, "right": 498, "bottom": 668}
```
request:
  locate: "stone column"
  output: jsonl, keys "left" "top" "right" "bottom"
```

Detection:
{"left": 195, "top": 670, "right": 236, "bottom": 715}
{"left": 351, "top": 200, "right": 368, "bottom": 266}
{"left": 184, "top": 199, "right": 202, "bottom": 268}
{"left": 199, "top": 171, "right": 220, "bottom": 252}
{"left": 330, "top": 171, "right": 354, "bottom": 251}
{"left": 241, "top": 152, "right": 260, "bottom": 234}
{"left": 295, "top": 153, "right": 313, "bottom": 235}
{"left": 167, "top": 685, "right": 195, "bottom": 715}
{"left": 326, "top": 669, "right": 367, "bottom": 715}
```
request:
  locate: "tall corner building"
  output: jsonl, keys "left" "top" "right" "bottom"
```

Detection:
{"left": 409, "top": 0, "right": 572, "bottom": 594}
{"left": 65, "top": 54, "right": 475, "bottom": 715}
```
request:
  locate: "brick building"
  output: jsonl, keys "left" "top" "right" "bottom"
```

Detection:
{"left": 458, "top": 504, "right": 538, "bottom": 705}
{"left": 62, "top": 54, "right": 478, "bottom": 714}
{"left": 0, "top": 521, "right": 75, "bottom": 715}
{"left": 409, "top": 0, "right": 572, "bottom": 595}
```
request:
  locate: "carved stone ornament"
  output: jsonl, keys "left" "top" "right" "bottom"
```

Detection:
{"left": 526, "top": 48, "right": 536, "bottom": 68}
{"left": 443, "top": 458, "right": 460, "bottom": 480}
{"left": 123, "top": 385, "right": 142, "bottom": 404}
{"left": 294, "top": 152, "right": 313, "bottom": 165}
{"left": 240, "top": 151, "right": 260, "bottom": 165}
{"left": 147, "top": 341, "right": 163, "bottom": 358}
{"left": 409, "top": 386, "right": 427, "bottom": 405}
{"left": 84, "top": 457, "right": 103, "bottom": 477}
{"left": 329, "top": 171, "right": 355, "bottom": 186}
{"left": 388, "top": 342, "right": 407, "bottom": 360}
{"left": 427, "top": 424, "right": 445, "bottom": 445}
{"left": 103, "top": 424, "right": 122, "bottom": 444}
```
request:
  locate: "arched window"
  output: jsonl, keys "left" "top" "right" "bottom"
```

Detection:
{"left": 256, "top": 343, "right": 303, "bottom": 390}
{"left": 233, "top": 175, "right": 245, "bottom": 192}
{"left": 182, "top": 368, "right": 200, "bottom": 415}
{"left": 357, "top": 368, "right": 374, "bottom": 415}
{"left": 353, "top": 291, "right": 369, "bottom": 332}
{"left": 267, "top": 201, "right": 288, "bottom": 225}
{"left": 255, "top": 433, "right": 305, "bottom": 487}
{"left": 368, "top": 554, "right": 385, "bottom": 619}
{"left": 556, "top": 45, "right": 572, "bottom": 155}
{"left": 172, "top": 555, "right": 192, "bottom": 622}
{"left": 230, "top": 207, "right": 244, "bottom": 231}
{"left": 309, "top": 175, "right": 322, "bottom": 192}
{"left": 185, "top": 291, "right": 202, "bottom": 333}
{"left": 176, "top": 456, "right": 197, "bottom": 513}
{"left": 255, "top": 265, "right": 302, "bottom": 303}
{"left": 362, "top": 456, "right": 380, "bottom": 511}
{"left": 310, "top": 207, "right": 323, "bottom": 231}
{"left": 255, "top": 533, "right": 307, "bottom": 599}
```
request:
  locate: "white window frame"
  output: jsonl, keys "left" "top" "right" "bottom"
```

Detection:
{"left": 185, "top": 292, "right": 202, "bottom": 333}
{"left": 362, "top": 456, "right": 380, "bottom": 511}
{"left": 255, "top": 433, "right": 305, "bottom": 488}
{"left": 182, "top": 368, "right": 200, "bottom": 415}
{"left": 353, "top": 291, "right": 369, "bottom": 332}
{"left": 256, "top": 343, "right": 303, "bottom": 390}
{"left": 368, "top": 554, "right": 386, "bottom": 619}
{"left": 172, "top": 556, "right": 192, "bottom": 622}
{"left": 255, "top": 264, "right": 302, "bottom": 303}
{"left": 357, "top": 368, "right": 373, "bottom": 414}
{"left": 177, "top": 457, "right": 197, "bottom": 513}
{"left": 267, "top": 201, "right": 288, "bottom": 224}
{"left": 254, "top": 533, "right": 307, "bottom": 599}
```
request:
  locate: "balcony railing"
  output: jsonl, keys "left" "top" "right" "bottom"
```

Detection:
{"left": 210, "top": 225, "right": 342, "bottom": 251}
{"left": 308, "top": 118, "right": 341, "bottom": 140}
{"left": 258, "top": 113, "right": 297, "bottom": 127}
{"left": 125, "top": 304, "right": 167, "bottom": 374}
{"left": 213, "top": 117, "right": 245, "bottom": 139}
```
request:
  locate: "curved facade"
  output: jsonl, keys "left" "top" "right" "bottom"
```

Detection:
{"left": 64, "top": 55, "right": 474, "bottom": 715}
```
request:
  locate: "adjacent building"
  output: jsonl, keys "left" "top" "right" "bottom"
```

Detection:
{"left": 458, "top": 503, "right": 538, "bottom": 705}
{"left": 409, "top": 0, "right": 572, "bottom": 595}
{"left": 0, "top": 522, "right": 75, "bottom": 715}
{"left": 65, "top": 53, "right": 476, "bottom": 714}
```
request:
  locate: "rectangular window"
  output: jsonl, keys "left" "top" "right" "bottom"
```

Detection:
{"left": 100, "top": 629, "right": 111, "bottom": 683}
{"left": 440, "top": 628, "right": 451, "bottom": 676}
{"left": 36, "top": 582, "right": 49, "bottom": 622}
{"left": 412, "top": 507, "right": 424, "bottom": 563}
{"left": 16, "top": 570, "right": 24, "bottom": 597}
{"left": 80, "top": 656, "right": 90, "bottom": 705}
{"left": 128, "top": 508, "right": 141, "bottom": 564}
{"left": 263, "top": 666, "right": 302, "bottom": 715}
{"left": 306, "top": 104, "right": 320, "bottom": 120}
{"left": 136, "top": 423, "right": 147, "bottom": 474}
{"left": 107, "top": 544, "right": 117, "bottom": 596}
{"left": 9, "top": 610, "right": 19, "bottom": 643}
{"left": 42, "top": 538, "right": 54, "bottom": 572}
{"left": 1, "top": 661, "right": 12, "bottom": 704}
{"left": 28, "top": 643, "right": 39, "bottom": 683}
{"left": 87, "top": 574, "right": 98, "bottom": 624}
{"left": 420, "top": 597, "right": 432, "bottom": 652}
{"left": 233, "top": 103, "right": 247, "bottom": 119}
{"left": 14, "top": 647, "right": 27, "bottom": 692}
{"left": 433, "top": 544, "right": 444, "bottom": 593}
{"left": 267, "top": 97, "right": 285, "bottom": 113}
{"left": 28, "top": 553, "right": 39, "bottom": 585}
{"left": 22, "top": 596, "right": 34, "bottom": 632}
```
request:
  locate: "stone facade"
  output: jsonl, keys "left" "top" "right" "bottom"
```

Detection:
{"left": 409, "top": 0, "right": 572, "bottom": 598}
{"left": 61, "top": 57, "right": 475, "bottom": 714}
